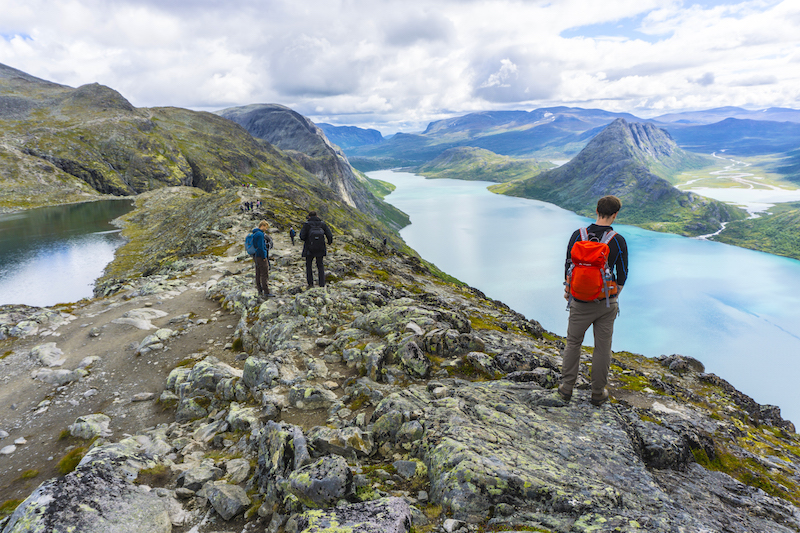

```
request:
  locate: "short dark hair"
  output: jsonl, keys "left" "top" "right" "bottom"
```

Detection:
{"left": 308, "top": 211, "right": 317, "bottom": 217}
{"left": 596, "top": 195, "right": 621, "bottom": 217}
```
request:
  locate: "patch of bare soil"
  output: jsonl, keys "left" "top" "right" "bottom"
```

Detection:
{"left": 0, "top": 251, "right": 247, "bottom": 504}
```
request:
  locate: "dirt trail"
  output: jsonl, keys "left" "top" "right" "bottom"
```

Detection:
{"left": 0, "top": 222, "right": 302, "bottom": 505}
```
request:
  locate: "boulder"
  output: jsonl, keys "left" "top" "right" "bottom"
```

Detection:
{"left": 295, "top": 496, "right": 411, "bottom": 533}
{"left": 69, "top": 414, "right": 112, "bottom": 440}
{"left": 3, "top": 462, "right": 170, "bottom": 533}
{"left": 288, "top": 455, "right": 354, "bottom": 508}
{"left": 204, "top": 482, "right": 251, "bottom": 520}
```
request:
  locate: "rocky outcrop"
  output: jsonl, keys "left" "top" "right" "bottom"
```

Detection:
{"left": 2, "top": 189, "right": 798, "bottom": 533}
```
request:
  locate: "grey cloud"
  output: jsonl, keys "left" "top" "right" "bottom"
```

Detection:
{"left": 472, "top": 52, "right": 560, "bottom": 103}
{"left": 735, "top": 74, "right": 778, "bottom": 87}
{"left": 383, "top": 11, "right": 455, "bottom": 46}
{"left": 691, "top": 72, "right": 715, "bottom": 86}
{"left": 269, "top": 36, "right": 368, "bottom": 98}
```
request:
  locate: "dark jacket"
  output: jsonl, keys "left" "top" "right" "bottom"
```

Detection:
{"left": 252, "top": 228, "right": 273, "bottom": 259}
{"left": 300, "top": 216, "right": 333, "bottom": 257}
{"left": 565, "top": 223, "right": 628, "bottom": 287}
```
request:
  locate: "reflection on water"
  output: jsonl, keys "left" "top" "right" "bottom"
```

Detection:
{"left": 374, "top": 170, "right": 800, "bottom": 426}
{"left": 0, "top": 199, "right": 134, "bottom": 307}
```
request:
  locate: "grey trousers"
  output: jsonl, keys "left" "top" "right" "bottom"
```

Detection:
{"left": 560, "top": 299, "right": 618, "bottom": 401}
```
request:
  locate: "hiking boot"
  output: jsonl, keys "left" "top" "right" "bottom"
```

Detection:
{"left": 557, "top": 385, "right": 572, "bottom": 403}
{"left": 591, "top": 388, "right": 609, "bottom": 407}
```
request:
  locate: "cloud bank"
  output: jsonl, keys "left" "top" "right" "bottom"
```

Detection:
{"left": 1, "top": 0, "right": 798, "bottom": 133}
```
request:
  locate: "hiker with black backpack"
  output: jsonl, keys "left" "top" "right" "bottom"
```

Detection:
{"left": 300, "top": 211, "right": 333, "bottom": 288}
{"left": 559, "top": 195, "right": 628, "bottom": 407}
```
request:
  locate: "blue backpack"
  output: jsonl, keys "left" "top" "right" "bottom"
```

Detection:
{"left": 245, "top": 229, "right": 257, "bottom": 256}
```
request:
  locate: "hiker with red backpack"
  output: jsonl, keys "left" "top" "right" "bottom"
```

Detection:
{"left": 558, "top": 195, "right": 628, "bottom": 407}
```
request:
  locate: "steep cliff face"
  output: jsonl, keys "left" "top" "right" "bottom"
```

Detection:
{"left": 494, "top": 119, "right": 747, "bottom": 236}
{"left": 217, "top": 104, "right": 406, "bottom": 229}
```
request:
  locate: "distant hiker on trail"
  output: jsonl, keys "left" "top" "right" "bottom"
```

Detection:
{"left": 289, "top": 227, "right": 296, "bottom": 245}
{"left": 300, "top": 211, "right": 333, "bottom": 288}
{"left": 559, "top": 195, "right": 628, "bottom": 407}
{"left": 251, "top": 220, "right": 274, "bottom": 298}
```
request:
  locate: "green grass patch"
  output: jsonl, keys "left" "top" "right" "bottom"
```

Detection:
{"left": 56, "top": 447, "right": 87, "bottom": 475}
{"left": 1, "top": 499, "right": 24, "bottom": 519}
{"left": 19, "top": 469, "right": 39, "bottom": 480}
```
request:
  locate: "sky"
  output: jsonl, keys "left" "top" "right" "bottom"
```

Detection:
{"left": 1, "top": 0, "right": 799, "bottom": 134}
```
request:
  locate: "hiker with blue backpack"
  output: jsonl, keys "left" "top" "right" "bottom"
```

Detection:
{"left": 559, "top": 195, "right": 628, "bottom": 407}
{"left": 245, "top": 220, "right": 274, "bottom": 299}
{"left": 300, "top": 211, "right": 333, "bottom": 288}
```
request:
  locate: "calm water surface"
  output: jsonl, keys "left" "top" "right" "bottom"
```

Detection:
{"left": 373, "top": 170, "right": 800, "bottom": 425}
{"left": 0, "top": 199, "right": 134, "bottom": 307}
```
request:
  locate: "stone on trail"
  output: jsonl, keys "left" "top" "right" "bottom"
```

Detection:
{"left": 29, "top": 342, "right": 65, "bottom": 367}
{"left": 69, "top": 413, "right": 112, "bottom": 440}
{"left": 295, "top": 496, "right": 411, "bottom": 533}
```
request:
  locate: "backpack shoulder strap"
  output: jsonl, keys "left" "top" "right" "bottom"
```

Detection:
{"left": 578, "top": 227, "right": 589, "bottom": 241}
{"left": 600, "top": 230, "right": 617, "bottom": 245}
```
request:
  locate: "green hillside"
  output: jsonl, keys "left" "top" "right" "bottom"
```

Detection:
{"left": 714, "top": 202, "right": 800, "bottom": 260}
{"left": 492, "top": 119, "right": 746, "bottom": 236}
{"left": 414, "top": 147, "right": 553, "bottom": 182}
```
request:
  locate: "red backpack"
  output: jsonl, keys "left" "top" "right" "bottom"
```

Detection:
{"left": 566, "top": 227, "right": 618, "bottom": 306}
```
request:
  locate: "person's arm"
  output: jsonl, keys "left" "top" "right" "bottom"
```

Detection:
{"left": 299, "top": 223, "right": 308, "bottom": 241}
{"left": 324, "top": 223, "right": 333, "bottom": 244}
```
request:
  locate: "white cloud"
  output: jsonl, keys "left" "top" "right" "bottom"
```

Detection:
{"left": 0, "top": 0, "right": 798, "bottom": 131}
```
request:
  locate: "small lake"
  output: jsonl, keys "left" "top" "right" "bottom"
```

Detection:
{"left": 373, "top": 170, "right": 800, "bottom": 426}
{"left": 0, "top": 199, "right": 134, "bottom": 307}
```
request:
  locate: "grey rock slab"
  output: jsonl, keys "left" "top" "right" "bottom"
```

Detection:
{"left": 295, "top": 496, "right": 411, "bottom": 533}
{"left": 205, "top": 481, "right": 251, "bottom": 521}
{"left": 69, "top": 413, "right": 112, "bottom": 440}
{"left": 288, "top": 454, "right": 353, "bottom": 508}
{"left": 2, "top": 462, "right": 170, "bottom": 533}
{"left": 29, "top": 342, "right": 65, "bottom": 367}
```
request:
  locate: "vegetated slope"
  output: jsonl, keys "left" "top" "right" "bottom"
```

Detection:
{"left": 414, "top": 146, "right": 553, "bottom": 182}
{"left": 0, "top": 64, "right": 407, "bottom": 234}
{"left": 769, "top": 147, "right": 800, "bottom": 184}
{"left": 714, "top": 202, "right": 800, "bottom": 261}
{"left": 492, "top": 119, "right": 746, "bottom": 236}
{"left": 664, "top": 118, "right": 800, "bottom": 155}
{"left": 0, "top": 65, "right": 313, "bottom": 210}
{"left": 317, "top": 123, "right": 383, "bottom": 150}
{"left": 217, "top": 104, "right": 408, "bottom": 230}
{"left": 346, "top": 107, "right": 642, "bottom": 170}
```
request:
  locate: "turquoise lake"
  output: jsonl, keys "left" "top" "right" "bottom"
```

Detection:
{"left": 0, "top": 199, "right": 133, "bottom": 307}
{"left": 372, "top": 170, "right": 800, "bottom": 426}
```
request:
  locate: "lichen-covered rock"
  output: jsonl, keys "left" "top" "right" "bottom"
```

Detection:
{"left": 227, "top": 401, "right": 261, "bottom": 432}
{"left": 306, "top": 426, "right": 375, "bottom": 458}
{"left": 69, "top": 413, "right": 112, "bottom": 440}
{"left": 242, "top": 355, "right": 280, "bottom": 390}
{"left": 177, "top": 464, "right": 224, "bottom": 491}
{"left": 204, "top": 481, "right": 251, "bottom": 520}
{"left": 398, "top": 341, "right": 431, "bottom": 378}
{"left": 29, "top": 342, "right": 65, "bottom": 367}
{"left": 288, "top": 385, "right": 337, "bottom": 410}
{"left": 185, "top": 355, "right": 242, "bottom": 392}
{"left": 295, "top": 496, "right": 411, "bottom": 533}
{"left": 3, "top": 462, "right": 170, "bottom": 533}
{"left": 288, "top": 454, "right": 353, "bottom": 508}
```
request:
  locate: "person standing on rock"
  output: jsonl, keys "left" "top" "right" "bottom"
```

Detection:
{"left": 559, "top": 195, "right": 628, "bottom": 407}
{"left": 253, "top": 220, "right": 274, "bottom": 298}
{"left": 300, "top": 211, "right": 333, "bottom": 288}
{"left": 289, "top": 226, "right": 296, "bottom": 245}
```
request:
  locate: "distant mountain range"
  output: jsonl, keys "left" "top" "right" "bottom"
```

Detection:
{"left": 491, "top": 119, "right": 746, "bottom": 236}
{"left": 317, "top": 123, "right": 383, "bottom": 150}
{"left": 329, "top": 106, "right": 800, "bottom": 170}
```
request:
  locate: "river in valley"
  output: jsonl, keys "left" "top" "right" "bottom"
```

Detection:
{"left": 0, "top": 199, "right": 134, "bottom": 308}
{"left": 372, "top": 170, "right": 800, "bottom": 426}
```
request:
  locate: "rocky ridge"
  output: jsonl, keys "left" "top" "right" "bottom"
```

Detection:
{"left": 1, "top": 188, "right": 799, "bottom": 533}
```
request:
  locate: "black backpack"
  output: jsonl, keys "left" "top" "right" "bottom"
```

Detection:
{"left": 307, "top": 223, "right": 326, "bottom": 254}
